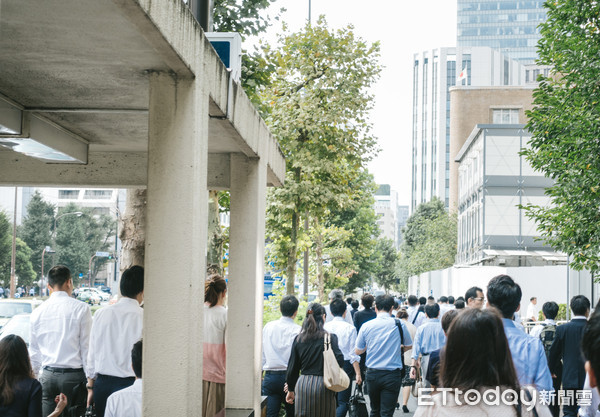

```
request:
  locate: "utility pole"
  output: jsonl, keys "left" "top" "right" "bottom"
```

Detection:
{"left": 10, "top": 187, "right": 17, "bottom": 298}
{"left": 308, "top": 0, "right": 312, "bottom": 24}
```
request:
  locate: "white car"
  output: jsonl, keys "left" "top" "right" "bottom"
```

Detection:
{"left": 0, "top": 299, "right": 42, "bottom": 328}
{"left": 0, "top": 313, "right": 31, "bottom": 345}
{"left": 87, "top": 287, "right": 110, "bottom": 302}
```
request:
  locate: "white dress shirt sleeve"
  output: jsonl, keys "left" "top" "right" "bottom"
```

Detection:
{"left": 348, "top": 326, "right": 360, "bottom": 364}
{"left": 29, "top": 313, "right": 41, "bottom": 375}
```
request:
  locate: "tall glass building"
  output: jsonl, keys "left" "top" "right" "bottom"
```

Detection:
{"left": 457, "top": 1, "right": 547, "bottom": 63}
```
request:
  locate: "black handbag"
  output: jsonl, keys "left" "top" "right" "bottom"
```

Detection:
{"left": 348, "top": 384, "right": 369, "bottom": 417}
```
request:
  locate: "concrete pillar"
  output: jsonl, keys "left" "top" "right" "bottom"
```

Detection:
{"left": 226, "top": 153, "right": 267, "bottom": 414}
{"left": 144, "top": 72, "right": 208, "bottom": 416}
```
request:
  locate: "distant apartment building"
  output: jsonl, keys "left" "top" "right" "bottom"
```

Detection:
{"left": 411, "top": 46, "right": 524, "bottom": 212}
{"left": 374, "top": 184, "right": 399, "bottom": 249}
{"left": 457, "top": 0, "right": 547, "bottom": 64}
{"left": 397, "top": 205, "right": 409, "bottom": 246}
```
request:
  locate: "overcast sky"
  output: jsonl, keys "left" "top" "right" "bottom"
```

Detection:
{"left": 253, "top": 0, "right": 457, "bottom": 206}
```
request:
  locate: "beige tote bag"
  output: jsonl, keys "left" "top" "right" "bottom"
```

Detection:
{"left": 323, "top": 333, "right": 350, "bottom": 392}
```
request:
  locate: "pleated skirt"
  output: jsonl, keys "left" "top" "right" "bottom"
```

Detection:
{"left": 295, "top": 374, "right": 336, "bottom": 417}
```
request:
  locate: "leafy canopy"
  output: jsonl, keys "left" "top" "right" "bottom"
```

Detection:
{"left": 522, "top": 0, "right": 600, "bottom": 271}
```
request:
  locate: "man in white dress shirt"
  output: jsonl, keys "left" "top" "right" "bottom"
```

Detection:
{"left": 325, "top": 298, "right": 362, "bottom": 417}
{"left": 87, "top": 265, "right": 144, "bottom": 417}
{"left": 262, "top": 295, "right": 301, "bottom": 417}
{"left": 30, "top": 265, "right": 93, "bottom": 417}
{"left": 527, "top": 296, "right": 539, "bottom": 322}
{"left": 105, "top": 339, "right": 143, "bottom": 417}
{"left": 325, "top": 289, "right": 353, "bottom": 325}
{"left": 406, "top": 295, "right": 426, "bottom": 328}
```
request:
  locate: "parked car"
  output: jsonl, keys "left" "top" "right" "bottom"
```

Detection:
{"left": 98, "top": 285, "right": 112, "bottom": 294}
{"left": 0, "top": 299, "right": 42, "bottom": 328}
{"left": 87, "top": 287, "right": 110, "bottom": 302}
{"left": 0, "top": 313, "right": 31, "bottom": 345}
{"left": 76, "top": 289, "right": 101, "bottom": 305}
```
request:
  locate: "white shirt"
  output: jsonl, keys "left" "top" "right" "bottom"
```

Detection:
{"left": 324, "top": 316, "right": 360, "bottom": 364}
{"left": 262, "top": 316, "right": 301, "bottom": 370}
{"left": 407, "top": 306, "right": 427, "bottom": 328}
{"left": 88, "top": 297, "right": 143, "bottom": 379}
{"left": 29, "top": 291, "right": 92, "bottom": 377}
{"left": 527, "top": 302, "right": 539, "bottom": 320}
{"left": 325, "top": 304, "right": 353, "bottom": 325}
{"left": 529, "top": 319, "right": 556, "bottom": 339}
{"left": 105, "top": 379, "right": 142, "bottom": 417}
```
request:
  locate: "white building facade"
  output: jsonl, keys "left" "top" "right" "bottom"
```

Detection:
{"left": 374, "top": 184, "right": 399, "bottom": 249}
{"left": 411, "top": 46, "right": 524, "bottom": 211}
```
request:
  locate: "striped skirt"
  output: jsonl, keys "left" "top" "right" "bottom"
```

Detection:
{"left": 295, "top": 374, "right": 336, "bottom": 417}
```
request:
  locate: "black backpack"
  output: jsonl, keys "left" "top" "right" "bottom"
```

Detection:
{"left": 539, "top": 324, "right": 556, "bottom": 361}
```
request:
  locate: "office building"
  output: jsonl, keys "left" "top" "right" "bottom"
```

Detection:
{"left": 374, "top": 184, "right": 399, "bottom": 248}
{"left": 411, "top": 46, "right": 523, "bottom": 212}
{"left": 457, "top": 0, "right": 547, "bottom": 63}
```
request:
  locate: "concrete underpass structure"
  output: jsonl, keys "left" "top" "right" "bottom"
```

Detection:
{"left": 0, "top": 1, "right": 285, "bottom": 415}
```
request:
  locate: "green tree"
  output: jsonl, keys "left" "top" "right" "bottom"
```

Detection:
{"left": 19, "top": 191, "right": 55, "bottom": 278}
{"left": 0, "top": 212, "right": 36, "bottom": 287}
{"left": 372, "top": 238, "right": 399, "bottom": 292}
{"left": 397, "top": 198, "right": 457, "bottom": 280}
{"left": 262, "top": 17, "right": 381, "bottom": 294}
{"left": 54, "top": 203, "right": 116, "bottom": 286}
{"left": 522, "top": 0, "right": 600, "bottom": 271}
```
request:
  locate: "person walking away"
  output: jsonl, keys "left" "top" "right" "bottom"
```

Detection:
{"left": 350, "top": 301, "right": 359, "bottom": 319}
{"left": 529, "top": 301, "right": 560, "bottom": 416}
{"left": 413, "top": 307, "right": 552, "bottom": 417}
{"left": 397, "top": 309, "right": 417, "bottom": 413}
{"left": 549, "top": 295, "right": 590, "bottom": 417}
{"left": 355, "top": 294, "right": 412, "bottom": 417}
{"left": 406, "top": 295, "right": 426, "bottom": 328}
{"left": 262, "top": 295, "right": 301, "bottom": 417}
{"left": 409, "top": 303, "right": 445, "bottom": 388}
{"left": 353, "top": 293, "right": 377, "bottom": 391}
{"left": 29, "top": 265, "right": 92, "bottom": 417}
{"left": 203, "top": 275, "right": 227, "bottom": 417}
{"left": 486, "top": 274, "right": 553, "bottom": 392}
{"left": 425, "top": 309, "right": 459, "bottom": 390}
{"left": 286, "top": 303, "right": 344, "bottom": 417}
{"left": 324, "top": 298, "right": 362, "bottom": 417}
{"left": 87, "top": 266, "right": 144, "bottom": 417}
{"left": 325, "top": 290, "right": 353, "bottom": 325}
{"left": 104, "top": 340, "right": 143, "bottom": 417}
{"left": 0, "top": 335, "right": 67, "bottom": 417}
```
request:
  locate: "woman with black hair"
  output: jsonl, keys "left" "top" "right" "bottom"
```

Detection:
{"left": 286, "top": 303, "right": 344, "bottom": 417}
{"left": 414, "top": 308, "right": 551, "bottom": 417}
{"left": 0, "top": 335, "right": 67, "bottom": 417}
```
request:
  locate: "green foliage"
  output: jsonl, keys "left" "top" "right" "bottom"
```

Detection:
{"left": 522, "top": 0, "right": 600, "bottom": 271}
{"left": 372, "top": 238, "right": 399, "bottom": 291}
{"left": 397, "top": 199, "right": 457, "bottom": 279}
{"left": 537, "top": 304, "right": 567, "bottom": 321}
{"left": 19, "top": 191, "right": 54, "bottom": 278}
{"left": 0, "top": 211, "right": 36, "bottom": 287}
{"left": 55, "top": 203, "right": 116, "bottom": 286}
{"left": 263, "top": 280, "right": 308, "bottom": 326}
{"left": 262, "top": 17, "right": 381, "bottom": 294}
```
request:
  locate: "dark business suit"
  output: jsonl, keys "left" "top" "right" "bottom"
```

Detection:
{"left": 548, "top": 317, "right": 588, "bottom": 417}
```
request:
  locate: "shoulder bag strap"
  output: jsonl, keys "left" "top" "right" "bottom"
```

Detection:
{"left": 412, "top": 310, "right": 420, "bottom": 325}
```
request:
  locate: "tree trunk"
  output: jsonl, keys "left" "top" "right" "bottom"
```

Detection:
{"left": 286, "top": 168, "right": 302, "bottom": 295}
{"left": 313, "top": 217, "right": 325, "bottom": 302}
{"left": 206, "top": 190, "right": 223, "bottom": 275}
{"left": 119, "top": 189, "right": 146, "bottom": 270}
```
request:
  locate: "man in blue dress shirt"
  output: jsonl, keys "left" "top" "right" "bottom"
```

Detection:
{"left": 355, "top": 294, "right": 412, "bottom": 417}
{"left": 409, "top": 303, "right": 446, "bottom": 387}
{"left": 487, "top": 274, "right": 553, "bottom": 392}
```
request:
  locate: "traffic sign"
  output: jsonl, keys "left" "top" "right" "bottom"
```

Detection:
{"left": 95, "top": 251, "right": 110, "bottom": 257}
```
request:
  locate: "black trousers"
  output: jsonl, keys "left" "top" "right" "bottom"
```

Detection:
{"left": 366, "top": 368, "right": 402, "bottom": 417}
{"left": 93, "top": 374, "right": 136, "bottom": 417}
{"left": 40, "top": 367, "right": 86, "bottom": 417}
{"left": 262, "top": 370, "right": 295, "bottom": 417}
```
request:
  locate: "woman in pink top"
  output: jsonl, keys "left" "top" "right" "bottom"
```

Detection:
{"left": 203, "top": 275, "right": 227, "bottom": 417}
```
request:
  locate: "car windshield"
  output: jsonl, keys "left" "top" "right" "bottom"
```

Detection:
{"left": 0, "top": 314, "right": 31, "bottom": 343}
{"left": 0, "top": 303, "right": 32, "bottom": 318}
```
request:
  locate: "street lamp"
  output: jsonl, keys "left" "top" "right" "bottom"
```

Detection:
{"left": 41, "top": 245, "right": 55, "bottom": 296}
{"left": 51, "top": 211, "right": 83, "bottom": 265}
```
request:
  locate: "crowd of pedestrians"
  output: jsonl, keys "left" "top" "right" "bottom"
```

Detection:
{"left": 261, "top": 275, "right": 600, "bottom": 417}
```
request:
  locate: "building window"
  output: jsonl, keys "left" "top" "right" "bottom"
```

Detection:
{"left": 58, "top": 190, "right": 79, "bottom": 200}
{"left": 492, "top": 109, "right": 520, "bottom": 124}
{"left": 84, "top": 190, "right": 113, "bottom": 199}
{"left": 92, "top": 207, "right": 110, "bottom": 216}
